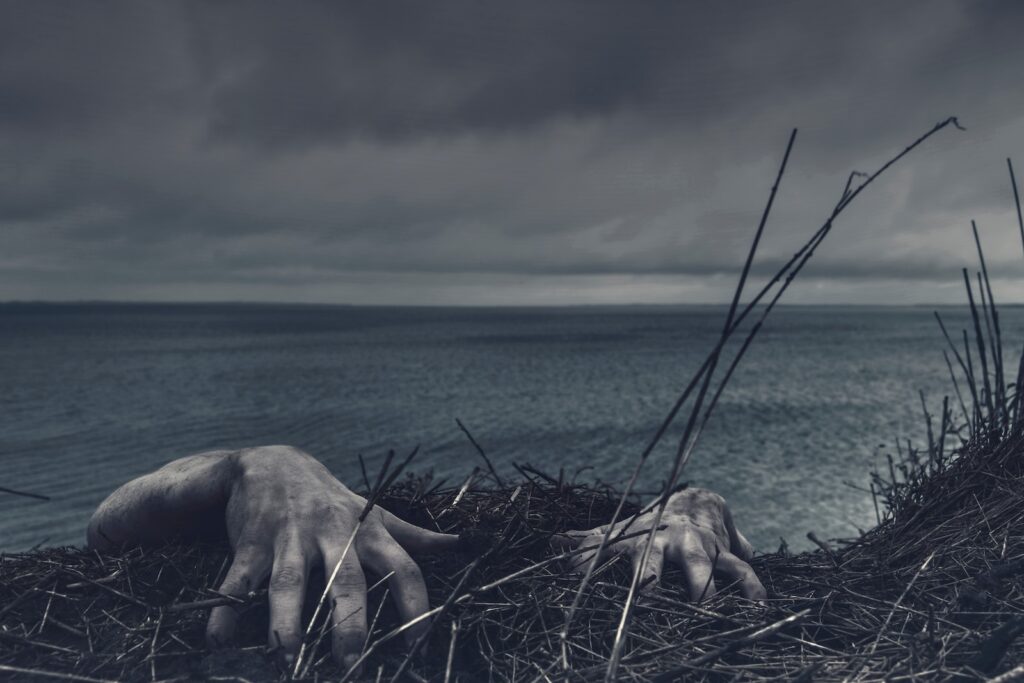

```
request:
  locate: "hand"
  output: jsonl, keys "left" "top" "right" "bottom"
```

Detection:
{"left": 87, "top": 446, "right": 458, "bottom": 670}
{"left": 560, "top": 487, "right": 766, "bottom": 601}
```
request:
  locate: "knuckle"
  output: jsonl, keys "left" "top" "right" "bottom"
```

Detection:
{"left": 332, "top": 573, "right": 364, "bottom": 593}
{"left": 231, "top": 540, "right": 266, "bottom": 561}
{"left": 224, "top": 552, "right": 266, "bottom": 585}
{"left": 734, "top": 564, "right": 756, "bottom": 579}
{"left": 317, "top": 502, "right": 352, "bottom": 525}
{"left": 269, "top": 564, "right": 305, "bottom": 591}
{"left": 681, "top": 547, "right": 710, "bottom": 565}
{"left": 219, "top": 575, "right": 253, "bottom": 595}
{"left": 394, "top": 559, "right": 424, "bottom": 583}
{"left": 361, "top": 536, "right": 423, "bottom": 580}
{"left": 679, "top": 526, "right": 700, "bottom": 544}
{"left": 355, "top": 535, "right": 389, "bottom": 562}
{"left": 703, "top": 490, "right": 725, "bottom": 505}
{"left": 329, "top": 562, "right": 365, "bottom": 590}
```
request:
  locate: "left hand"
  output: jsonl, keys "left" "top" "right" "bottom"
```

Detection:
{"left": 557, "top": 487, "right": 766, "bottom": 601}
{"left": 87, "top": 446, "right": 459, "bottom": 670}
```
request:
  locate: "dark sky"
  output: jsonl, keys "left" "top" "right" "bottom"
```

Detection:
{"left": 3, "top": 1, "right": 1024, "bottom": 305}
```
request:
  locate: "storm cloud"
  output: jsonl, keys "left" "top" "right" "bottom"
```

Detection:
{"left": 2, "top": 1, "right": 1024, "bottom": 304}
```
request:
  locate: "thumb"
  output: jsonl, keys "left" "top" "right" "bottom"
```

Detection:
{"left": 380, "top": 509, "right": 460, "bottom": 554}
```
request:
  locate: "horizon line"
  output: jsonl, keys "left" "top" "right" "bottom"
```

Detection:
{"left": 1, "top": 299, "right": 1019, "bottom": 309}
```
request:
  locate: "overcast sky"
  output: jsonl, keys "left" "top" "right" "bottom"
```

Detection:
{"left": 2, "top": 1, "right": 1024, "bottom": 305}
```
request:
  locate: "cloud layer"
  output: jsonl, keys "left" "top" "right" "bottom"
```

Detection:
{"left": 3, "top": 1, "right": 1024, "bottom": 304}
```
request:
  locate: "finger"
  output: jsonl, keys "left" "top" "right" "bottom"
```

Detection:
{"left": 357, "top": 531, "right": 431, "bottom": 648}
{"left": 267, "top": 534, "right": 312, "bottom": 657}
{"left": 320, "top": 541, "right": 368, "bottom": 671}
{"left": 669, "top": 534, "right": 716, "bottom": 602}
{"left": 550, "top": 530, "right": 593, "bottom": 552}
{"left": 206, "top": 542, "right": 273, "bottom": 648}
{"left": 380, "top": 509, "right": 460, "bottom": 554}
{"left": 570, "top": 529, "right": 622, "bottom": 571}
{"left": 631, "top": 540, "right": 666, "bottom": 593}
{"left": 715, "top": 550, "right": 767, "bottom": 600}
{"left": 723, "top": 505, "right": 755, "bottom": 561}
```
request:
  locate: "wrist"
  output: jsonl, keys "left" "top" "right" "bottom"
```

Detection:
{"left": 88, "top": 449, "right": 242, "bottom": 550}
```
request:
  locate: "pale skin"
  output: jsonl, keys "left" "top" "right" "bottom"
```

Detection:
{"left": 557, "top": 487, "right": 766, "bottom": 601}
{"left": 87, "top": 445, "right": 765, "bottom": 670}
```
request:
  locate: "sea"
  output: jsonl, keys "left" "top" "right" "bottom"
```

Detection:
{"left": 3, "top": 303, "right": 1021, "bottom": 554}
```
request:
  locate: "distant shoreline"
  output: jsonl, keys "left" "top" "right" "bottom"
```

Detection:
{"left": 2, "top": 299, "right": 1021, "bottom": 310}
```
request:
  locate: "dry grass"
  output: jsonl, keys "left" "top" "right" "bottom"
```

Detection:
{"left": 2, "top": 435, "right": 1024, "bottom": 683}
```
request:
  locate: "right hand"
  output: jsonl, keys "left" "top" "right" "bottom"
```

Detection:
{"left": 556, "top": 487, "right": 765, "bottom": 602}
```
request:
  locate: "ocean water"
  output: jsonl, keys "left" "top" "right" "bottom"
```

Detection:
{"left": 2, "top": 303, "right": 1021, "bottom": 554}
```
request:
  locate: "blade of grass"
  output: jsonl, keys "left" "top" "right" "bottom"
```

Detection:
{"left": 972, "top": 221, "right": 1006, "bottom": 428}
{"left": 605, "top": 118, "right": 964, "bottom": 681}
